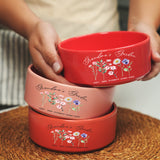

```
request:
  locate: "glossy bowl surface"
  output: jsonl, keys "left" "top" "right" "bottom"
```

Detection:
{"left": 29, "top": 103, "right": 117, "bottom": 152}
{"left": 25, "top": 65, "right": 115, "bottom": 119}
{"left": 58, "top": 31, "right": 151, "bottom": 86}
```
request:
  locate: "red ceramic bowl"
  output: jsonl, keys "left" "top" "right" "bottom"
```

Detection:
{"left": 29, "top": 103, "right": 117, "bottom": 152}
{"left": 25, "top": 65, "right": 115, "bottom": 119}
{"left": 58, "top": 31, "right": 151, "bottom": 86}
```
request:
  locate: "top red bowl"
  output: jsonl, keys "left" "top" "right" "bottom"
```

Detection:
{"left": 58, "top": 31, "right": 151, "bottom": 87}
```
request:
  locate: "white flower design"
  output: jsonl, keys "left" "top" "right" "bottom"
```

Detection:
{"left": 92, "top": 61, "right": 97, "bottom": 65}
{"left": 55, "top": 99, "right": 60, "bottom": 103}
{"left": 106, "top": 59, "right": 111, "bottom": 62}
{"left": 60, "top": 102, "right": 66, "bottom": 106}
{"left": 65, "top": 135, "right": 70, "bottom": 139}
{"left": 70, "top": 136, "right": 75, "bottom": 140}
{"left": 67, "top": 140, "right": 72, "bottom": 143}
{"left": 64, "top": 97, "right": 72, "bottom": 102}
{"left": 57, "top": 105, "right": 62, "bottom": 109}
{"left": 59, "top": 95, "right": 64, "bottom": 98}
{"left": 111, "top": 66, "right": 116, "bottom": 70}
{"left": 113, "top": 58, "right": 121, "bottom": 65}
{"left": 88, "top": 65, "right": 92, "bottom": 68}
{"left": 73, "top": 131, "right": 80, "bottom": 136}
{"left": 44, "top": 91, "right": 49, "bottom": 94}
{"left": 108, "top": 71, "right": 114, "bottom": 75}
{"left": 104, "top": 66, "right": 110, "bottom": 71}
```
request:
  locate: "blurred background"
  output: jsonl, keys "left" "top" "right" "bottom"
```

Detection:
{"left": 0, "top": 0, "right": 159, "bottom": 120}
{"left": 118, "top": 0, "right": 129, "bottom": 31}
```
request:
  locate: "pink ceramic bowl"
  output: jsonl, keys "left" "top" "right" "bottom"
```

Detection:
{"left": 58, "top": 31, "right": 151, "bottom": 87}
{"left": 25, "top": 65, "right": 115, "bottom": 119}
{"left": 29, "top": 103, "right": 117, "bottom": 153}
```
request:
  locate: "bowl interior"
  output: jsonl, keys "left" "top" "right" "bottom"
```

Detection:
{"left": 59, "top": 31, "right": 148, "bottom": 51}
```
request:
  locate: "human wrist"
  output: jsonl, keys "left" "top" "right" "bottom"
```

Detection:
{"left": 128, "top": 20, "right": 157, "bottom": 33}
{"left": 23, "top": 17, "right": 42, "bottom": 39}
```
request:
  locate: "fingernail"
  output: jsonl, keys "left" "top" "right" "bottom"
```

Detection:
{"left": 154, "top": 52, "right": 160, "bottom": 58}
{"left": 53, "top": 62, "right": 60, "bottom": 73}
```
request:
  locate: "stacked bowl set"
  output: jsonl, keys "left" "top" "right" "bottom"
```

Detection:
{"left": 25, "top": 31, "right": 151, "bottom": 152}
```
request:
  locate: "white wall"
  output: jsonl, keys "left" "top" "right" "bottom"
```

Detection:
{"left": 114, "top": 74, "right": 160, "bottom": 120}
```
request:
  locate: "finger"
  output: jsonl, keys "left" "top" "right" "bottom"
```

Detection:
{"left": 142, "top": 62, "right": 160, "bottom": 81}
{"left": 39, "top": 41, "right": 63, "bottom": 74}
{"left": 151, "top": 51, "right": 160, "bottom": 63}
{"left": 149, "top": 32, "right": 160, "bottom": 62}
{"left": 30, "top": 47, "right": 73, "bottom": 85}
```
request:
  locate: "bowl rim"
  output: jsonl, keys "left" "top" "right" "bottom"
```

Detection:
{"left": 28, "top": 64, "right": 114, "bottom": 90}
{"left": 58, "top": 31, "right": 150, "bottom": 53}
{"left": 29, "top": 103, "right": 117, "bottom": 122}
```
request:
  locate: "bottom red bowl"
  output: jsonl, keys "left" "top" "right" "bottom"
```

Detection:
{"left": 29, "top": 103, "right": 117, "bottom": 152}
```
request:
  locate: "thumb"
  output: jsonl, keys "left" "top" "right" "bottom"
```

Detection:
{"left": 41, "top": 38, "right": 63, "bottom": 74}
{"left": 151, "top": 49, "right": 160, "bottom": 63}
{"left": 45, "top": 47, "right": 63, "bottom": 74}
{"left": 149, "top": 32, "right": 160, "bottom": 63}
{"left": 52, "top": 53, "right": 63, "bottom": 74}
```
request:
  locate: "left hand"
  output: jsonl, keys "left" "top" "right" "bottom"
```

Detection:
{"left": 128, "top": 22, "right": 160, "bottom": 80}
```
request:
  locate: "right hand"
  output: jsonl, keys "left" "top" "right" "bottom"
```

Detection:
{"left": 28, "top": 21, "right": 71, "bottom": 84}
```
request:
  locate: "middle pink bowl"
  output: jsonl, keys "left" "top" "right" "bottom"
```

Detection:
{"left": 25, "top": 65, "right": 115, "bottom": 119}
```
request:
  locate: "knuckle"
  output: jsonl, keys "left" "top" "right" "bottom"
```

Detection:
{"left": 43, "top": 50, "right": 57, "bottom": 65}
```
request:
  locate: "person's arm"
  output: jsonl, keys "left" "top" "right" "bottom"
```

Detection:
{"left": 128, "top": 0, "right": 160, "bottom": 80}
{"left": 0, "top": 0, "right": 69, "bottom": 84}
{"left": 0, "top": 0, "right": 40, "bottom": 38}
